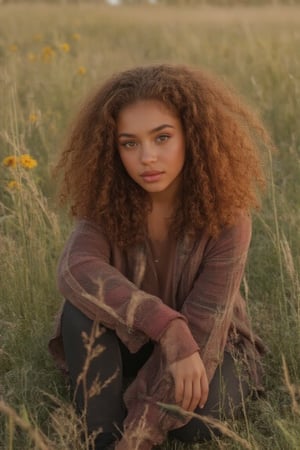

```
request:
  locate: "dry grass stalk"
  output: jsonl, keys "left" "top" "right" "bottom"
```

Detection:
{"left": 43, "top": 392, "right": 87, "bottom": 449}
{"left": 74, "top": 320, "right": 105, "bottom": 449}
{"left": 156, "top": 401, "right": 254, "bottom": 450}
{"left": 280, "top": 233, "right": 300, "bottom": 304}
{"left": 74, "top": 319, "right": 119, "bottom": 449}
{"left": 280, "top": 234, "right": 296, "bottom": 280}
{"left": 116, "top": 405, "right": 153, "bottom": 450}
{"left": 0, "top": 399, "right": 53, "bottom": 450}
{"left": 282, "top": 355, "right": 300, "bottom": 416}
{"left": 50, "top": 403, "right": 84, "bottom": 450}
{"left": 242, "top": 275, "right": 250, "bottom": 302}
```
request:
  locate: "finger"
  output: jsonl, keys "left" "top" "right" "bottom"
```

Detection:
{"left": 174, "top": 378, "right": 184, "bottom": 405}
{"left": 199, "top": 372, "right": 209, "bottom": 408}
{"left": 181, "top": 379, "right": 193, "bottom": 411}
{"left": 188, "top": 378, "right": 201, "bottom": 412}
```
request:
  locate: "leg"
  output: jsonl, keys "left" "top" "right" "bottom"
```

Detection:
{"left": 169, "top": 352, "right": 250, "bottom": 443}
{"left": 61, "top": 300, "right": 153, "bottom": 449}
{"left": 62, "top": 301, "right": 125, "bottom": 448}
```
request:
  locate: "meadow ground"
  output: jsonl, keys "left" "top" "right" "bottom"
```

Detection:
{"left": 0, "top": 3, "right": 300, "bottom": 449}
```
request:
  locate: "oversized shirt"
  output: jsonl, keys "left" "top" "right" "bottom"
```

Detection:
{"left": 49, "top": 213, "right": 266, "bottom": 450}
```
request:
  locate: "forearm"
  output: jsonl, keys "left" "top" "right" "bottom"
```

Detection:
{"left": 179, "top": 215, "right": 252, "bottom": 380}
{"left": 58, "top": 253, "right": 186, "bottom": 346}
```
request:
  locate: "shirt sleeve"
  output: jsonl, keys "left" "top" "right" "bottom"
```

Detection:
{"left": 57, "top": 220, "right": 191, "bottom": 351}
{"left": 180, "top": 214, "right": 252, "bottom": 380}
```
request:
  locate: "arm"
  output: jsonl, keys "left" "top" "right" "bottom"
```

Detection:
{"left": 57, "top": 219, "right": 198, "bottom": 353}
{"left": 158, "top": 214, "right": 251, "bottom": 412}
{"left": 180, "top": 213, "right": 252, "bottom": 381}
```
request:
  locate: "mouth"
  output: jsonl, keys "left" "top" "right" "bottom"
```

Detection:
{"left": 140, "top": 171, "right": 164, "bottom": 183}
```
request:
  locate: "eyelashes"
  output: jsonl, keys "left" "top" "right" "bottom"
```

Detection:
{"left": 120, "top": 141, "right": 137, "bottom": 149}
{"left": 119, "top": 134, "right": 171, "bottom": 149}
{"left": 156, "top": 134, "right": 170, "bottom": 143}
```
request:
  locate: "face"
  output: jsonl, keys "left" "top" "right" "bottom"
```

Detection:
{"left": 117, "top": 99, "right": 185, "bottom": 201}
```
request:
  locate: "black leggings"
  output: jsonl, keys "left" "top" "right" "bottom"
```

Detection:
{"left": 62, "top": 300, "right": 250, "bottom": 449}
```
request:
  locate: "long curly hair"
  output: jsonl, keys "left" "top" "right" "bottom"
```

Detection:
{"left": 55, "top": 64, "right": 271, "bottom": 248}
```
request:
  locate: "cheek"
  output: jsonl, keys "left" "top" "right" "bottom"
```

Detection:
{"left": 118, "top": 152, "right": 127, "bottom": 172}
{"left": 119, "top": 152, "right": 135, "bottom": 174}
{"left": 119, "top": 150, "right": 128, "bottom": 166}
{"left": 176, "top": 142, "right": 186, "bottom": 167}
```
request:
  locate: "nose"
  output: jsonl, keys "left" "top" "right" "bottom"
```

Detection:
{"left": 140, "top": 142, "right": 157, "bottom": 164}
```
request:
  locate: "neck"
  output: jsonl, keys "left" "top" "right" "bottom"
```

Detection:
{"left": 147, "top": 192, "right": 179, "bottom": 243}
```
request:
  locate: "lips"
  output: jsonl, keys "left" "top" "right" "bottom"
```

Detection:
{"left": 140, "top": 170, "right": 164, "bottom": 183}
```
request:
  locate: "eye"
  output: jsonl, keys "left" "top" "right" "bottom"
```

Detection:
{"left": 120, "top": 141, "right": 137, "bottom": 149}
{"left": 156, "top": 134, "right": 170, "bottom": 143}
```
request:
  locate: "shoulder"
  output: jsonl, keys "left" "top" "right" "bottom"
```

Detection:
{"left": 202, "top": 212, "right": 252, "bottom": 261}
{"left": 220, "top": 212, "right": 252, "bottom": 242}
{"left": 62, "top": 218, "right": 112, "bottom": 254}
{"left": 68, "top": 218, "right": 111, "bottom": 243}
{"left": 73, "top": 218, "right": 105, "bottom": 234}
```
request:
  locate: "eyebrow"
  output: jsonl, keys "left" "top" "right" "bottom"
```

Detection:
{"left": 118, "top": 124, "right": 175, "bottom": 138}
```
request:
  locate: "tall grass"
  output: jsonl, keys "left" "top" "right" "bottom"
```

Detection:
{"left": 0, "top": 3, "right": 299, "bottom": 449}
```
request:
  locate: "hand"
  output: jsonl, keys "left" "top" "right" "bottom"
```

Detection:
{"left": 169, "top": 351, "right": 209, "bottom": 412}
{"left": 159, "top": 319, "right": 209, "bottom": 411}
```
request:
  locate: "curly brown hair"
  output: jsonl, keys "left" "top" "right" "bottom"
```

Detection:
{"left": 56, "top": 64, "right": 271, "bottom": 248}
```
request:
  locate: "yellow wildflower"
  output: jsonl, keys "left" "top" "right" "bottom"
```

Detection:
{"left": 72, "top": 33, "right": 81, "bottom": 41}
{"left": 19, "top": 154, "right": 38, "bottom": 169}
{"left": 29, "top": 113, "right": 39, "bottom": 124}
{"left": 9, "top": 44, "right": 18, "bottom": 53}
{"left": 59, "top": 43, "right": 70, "bottom": 53}
{"left": 33, "top": 33, "right": 43, "bottom": 42}
{"left": 7, "top": 180, "right": 20, "bottom": 190}
{"left": 77, "top": 66, "right": 87, "bottom": 76}
{"left": 42, "top": 46, "right": 55, "bottom": 63}
{"left": 2, "top": 156, "right": 18, "bottom": 168}
{"left": 27, "top": 52, "right": 37, "bottom": 62}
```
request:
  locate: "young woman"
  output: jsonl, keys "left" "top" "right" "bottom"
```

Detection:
{"left": 49, "top": 64, "right": 270, "bottom": 450}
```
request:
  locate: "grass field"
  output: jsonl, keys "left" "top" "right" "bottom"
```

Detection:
{"left": 0, "top": 3, "right": 300, "bottom": 449}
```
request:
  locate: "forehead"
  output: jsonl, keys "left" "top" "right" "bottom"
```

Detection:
{"left": 117, "top": 99, "right": 180, "bottom": 132}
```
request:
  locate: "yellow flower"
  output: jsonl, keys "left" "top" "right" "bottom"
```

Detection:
{"left": 7, "top": 180, "right": 20, "bottom": 190}
{"left": 33, "top": 33, "right": 43, "bottom": 42}
{"left": 41, "top": 46, "right": 55, "bottom": 63}
{"left": 77, "top": 66, "right": 87, "bottom": 76}
{"left": 19, "top": 154, "right": 38, "bottom": 169}
{"left": 9, "top": 44, "right": 18, "bottom": 53}
{"left": 72, "top": 33, "right": 81, "bottom": 41}
{"left": 59, "top": 43, "right": 70, "bottom": 53}
{"left": 29, "top": 113, "right": 39, "bottom": 124}
{"left": 2, "top": 156, "right": 18, "bottom": 168}
{"left": 27, "top": 52, "right": 37, "bottom": 62}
